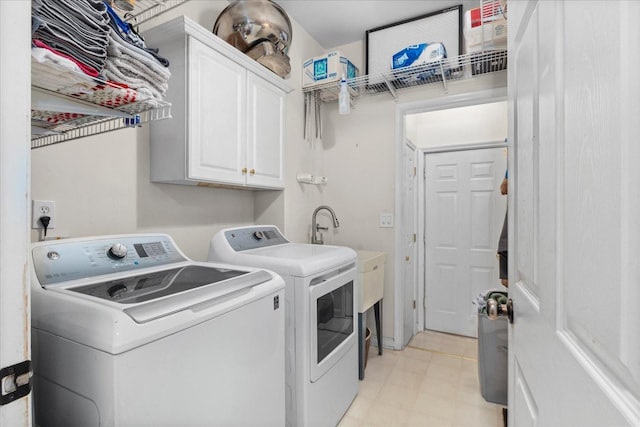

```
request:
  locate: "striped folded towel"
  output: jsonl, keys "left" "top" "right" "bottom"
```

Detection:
{"left": 102, "top": 28, "right": 171, "bottom": 100}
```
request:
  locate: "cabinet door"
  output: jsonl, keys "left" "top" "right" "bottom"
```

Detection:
{"left": 246, "top": 73, "right": 285, "bottom": 189}
{"left": 188, "top": 37, "right": 246, "bottom": 185}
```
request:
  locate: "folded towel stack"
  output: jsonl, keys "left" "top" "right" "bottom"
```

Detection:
{"left": 103, "top": 28, "right": 171, "bottom": 100}
{"left": 32, "top": 0, "right": 110, "bottom": 73}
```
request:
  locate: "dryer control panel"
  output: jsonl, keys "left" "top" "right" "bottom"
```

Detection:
{"left": 223, "top": 226, "right": 289, "bottom": 251}
{"left": 32, "top": 234, "right": 187, "bottom": 287}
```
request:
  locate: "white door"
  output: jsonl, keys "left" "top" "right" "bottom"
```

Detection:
{"left": 401, "top": 140, "right": 417, "bottom": 347}
{"left": 188, "top": 37, "right": 246, "bottom": 185}
{"left": 508, "top": 1, "right": 640, "bottom": 425}
{"left": 246, "top": 73, "right": 285, "bottom": 189}
{"left": 0, "top": 1, "right": 32, "bottom": 425}
{"left": 425, "top": 147, "right": 506, "bottom": 337}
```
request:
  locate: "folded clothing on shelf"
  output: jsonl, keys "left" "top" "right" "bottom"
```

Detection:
{"left": 32, "top": 39, "right": 100, "bottom": 78}
{"left": 104, "top": 1, "right": 146, "bottom": 50}
{"left": 32, "top": 0, "right": 110, "bottom": 73}
{"left": 31, "top": 0, "right": 173, "bottom": 124}
{"left": 103, "top": 1, "right": 169, "bottom": 67}
{"left": 102, "top": 28, "right": 171, "bottom": 100}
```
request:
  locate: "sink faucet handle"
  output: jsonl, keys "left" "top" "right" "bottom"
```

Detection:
{"left": 316, "top": 223, "right": 328, "bottom": 231}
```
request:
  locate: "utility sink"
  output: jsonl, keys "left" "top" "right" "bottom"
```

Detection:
{"left": 355, "top": 250, "right": 386, "bottom": 313}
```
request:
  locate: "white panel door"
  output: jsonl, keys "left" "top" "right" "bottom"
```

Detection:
{"left": 0, "top": 1, "right": 32, "bottom": 425}
{"left": 246, "top": 72, "right": 285, "bottom": 189}
{"left": 188, "top": 37, "right": 246, "bottom": 185}
{"left": 508, "top": 1, "right": 640, "bottom": 425}
{"left": 401, "top": 141, "right": 417, "bottom": 347}
{"left": 425, "top": 147, "right": 506, "bottom": 337}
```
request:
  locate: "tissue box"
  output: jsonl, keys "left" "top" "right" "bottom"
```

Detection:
{"left": 302, "top": 51, "right": 358, "bottom": 88}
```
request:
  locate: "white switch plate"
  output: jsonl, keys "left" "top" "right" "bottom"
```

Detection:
{"left": 32, "top": 200, "right": 55, "bottom": 230}
{"left": 379, "top": 213, "right": 394, "bottom": 228}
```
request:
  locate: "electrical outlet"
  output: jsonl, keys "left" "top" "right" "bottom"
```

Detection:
{"left": 32, "top": 200, "right": 56, "bottom": 230}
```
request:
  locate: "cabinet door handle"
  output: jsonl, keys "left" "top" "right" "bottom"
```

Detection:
{"left": 249, "top": 169, "right": 255, "bottom": 175}
{"left": 242, "top": 167, "right": 248, "bottom": 174}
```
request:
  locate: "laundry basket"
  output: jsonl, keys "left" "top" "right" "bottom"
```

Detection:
{"left": 477, "top": 293, "right": 508, "bottom": 406}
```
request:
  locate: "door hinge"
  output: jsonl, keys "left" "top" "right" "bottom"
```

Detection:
{"left": 413, "top": 233, "right": 416, "bottom": 243}
{"left": 413, "top": 300, "right": 416, "bottom": 310}
{"left": 0, "top": 360, "right": 32, "bottom": 406}
{"left": 413, "top": 166, "right": 417, "bottom": 177}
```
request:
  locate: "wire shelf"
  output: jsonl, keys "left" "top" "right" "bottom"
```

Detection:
{"left": 31, "top": 104, "right": 171, "bottom": 149}
{"left": 121, "top": 0, "right": 189, "bottom": 25}
{"left": 302, "top": 50, "right": 507, "bottom": 102}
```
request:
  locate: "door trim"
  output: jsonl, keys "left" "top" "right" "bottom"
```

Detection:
{"left": 394, "top": 88, "right": 507, "bottom": 349}
{"left": 424, "top": 140, "right": 507, "bottom": 154}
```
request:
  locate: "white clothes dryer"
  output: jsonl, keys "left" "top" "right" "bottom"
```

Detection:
{"left": 30, "top": 234, "right": 285, "bottom": 427}
{"left": 208, "top": 225, "right": 359, "bottom": 427}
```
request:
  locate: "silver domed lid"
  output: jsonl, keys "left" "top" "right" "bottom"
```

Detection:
{"left": 213, "top": 0, "right": 292, "bottom": 77}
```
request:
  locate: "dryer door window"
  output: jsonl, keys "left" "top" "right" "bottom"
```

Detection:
{"left": 309, "top": 266, "right": 357, "bottom": 382}
{"left": 316, "top": 281, "right": 353, "bottom": 363}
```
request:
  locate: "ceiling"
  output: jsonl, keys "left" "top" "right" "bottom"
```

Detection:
{"left": 277, "top": 0, "right": 479, "bottom": 49}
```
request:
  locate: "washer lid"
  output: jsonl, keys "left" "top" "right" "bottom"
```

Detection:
{"left": 222, "top": 243, "right": 356, "bottom": 277}
{"left": 71, "top": 265, "right": 248, "bottom": 305}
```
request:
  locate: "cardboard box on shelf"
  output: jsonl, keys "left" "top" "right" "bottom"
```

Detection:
{"left": 302, "top": 51, "right": 358, "bottom": 88}
{"left": 465, "top": 2, "right": 505, "bottom": 29}
{"left": 464, "top": 17, "right": 507, "bottom": 54}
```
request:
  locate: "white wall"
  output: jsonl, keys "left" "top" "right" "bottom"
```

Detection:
{"left": 407, "top": 101, "right": 508, "bottom": 148}
{"left": 30, "top": 1, "right": 323, "bottom": 260}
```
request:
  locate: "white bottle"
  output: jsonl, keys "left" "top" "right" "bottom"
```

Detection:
{"left": 338, "top": 75, "right": 350, "bottom": 115}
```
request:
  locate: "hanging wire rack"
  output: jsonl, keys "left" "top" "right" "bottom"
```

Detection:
{"left": 303, "top": 50, "right": 507, "bottom": 103}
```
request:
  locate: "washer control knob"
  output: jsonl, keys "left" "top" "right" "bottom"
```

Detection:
{"left": 253, "top": 231, "right": 265, "bottom": 240}
{"left": 47, "top": 251, "right": 60, "bottom": 260}
{"left": 107, "top": 243, "right": 128, "bottom": 260}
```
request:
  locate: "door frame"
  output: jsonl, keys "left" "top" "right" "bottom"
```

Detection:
{"left": 0, "top": 1, "right": 32, "bottom": 425}
{"left": 400, "top": 138, "right": 418, "bottom": 348}
{"left": 418, "top": 141, "right": 507, "bottom": 333}
{"left": 393, "top": 87, "right": 507, "bottom": 348}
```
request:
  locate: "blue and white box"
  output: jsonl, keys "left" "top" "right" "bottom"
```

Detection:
{"left": 391, "top": 43, "right": 448, "bottom": 82}
{"left": 302, "top": 51, "right": 358, "bottom": 88}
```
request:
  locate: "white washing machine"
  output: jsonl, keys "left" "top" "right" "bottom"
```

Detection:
{"left": 30, "top": 234, "right": 285, "bottom": 427}
{"left": 208, "top": 225, "right": 359, "bottom": 427}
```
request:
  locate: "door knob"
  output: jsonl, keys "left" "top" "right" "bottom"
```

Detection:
{"left": 487, "top": 298, "right": 514, "bottom": 323}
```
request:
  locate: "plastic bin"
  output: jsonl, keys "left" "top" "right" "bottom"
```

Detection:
{"left": 477, "top": 311, "right": 508, "bottom": 406}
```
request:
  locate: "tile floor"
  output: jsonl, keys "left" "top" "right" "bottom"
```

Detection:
{"left": 339, "top": 330, "right": 505, "bottom": 427}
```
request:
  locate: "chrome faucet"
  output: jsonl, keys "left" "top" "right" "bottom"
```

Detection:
{"left": 311, "top": 205, "right": 340, "bottom": 244}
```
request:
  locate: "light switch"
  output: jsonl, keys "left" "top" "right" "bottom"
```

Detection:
{"left": 379, "top": 213, "right": 394, "bottom": 228}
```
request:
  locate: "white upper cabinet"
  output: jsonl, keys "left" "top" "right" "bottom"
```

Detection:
{"left": 145, "top": 16, "right": 291, "bottom": 190}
